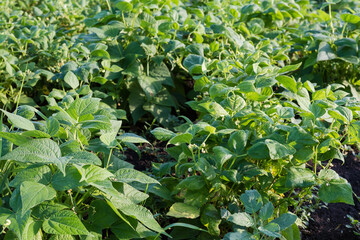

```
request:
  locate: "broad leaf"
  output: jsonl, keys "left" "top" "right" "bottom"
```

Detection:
{"left": 42, "top": 210, "right": 89, "bottom": 235}
{"left": 20, "top": 181, "right": 56, "bottom": 215}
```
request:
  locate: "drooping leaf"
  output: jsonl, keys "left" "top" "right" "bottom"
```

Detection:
{"left": 1, "top": 110, "right": 35, "bottom": 131}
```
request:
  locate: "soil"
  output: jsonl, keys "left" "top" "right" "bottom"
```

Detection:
{"left": 123, "top": 141, "right": 170, "bottom": 171}
{"left": 301, "top": 152, "right": 360, "bottom": 240}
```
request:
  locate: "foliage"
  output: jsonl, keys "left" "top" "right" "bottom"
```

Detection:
{"left": 0, "top": 0, "right": 360, "bottom": 239}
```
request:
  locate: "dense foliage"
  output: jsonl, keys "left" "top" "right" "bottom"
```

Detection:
{"left": 0, "top": 0, "right": 360, "bottom": 239}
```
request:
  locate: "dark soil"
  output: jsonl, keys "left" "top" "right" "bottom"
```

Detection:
{"left": 301, "top": 152, "right": 360, "bottom": 240}
{"left": 124, "top": 142, "right": 170, "bottom": 171}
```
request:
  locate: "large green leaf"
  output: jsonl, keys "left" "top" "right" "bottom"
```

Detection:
{"left": 67, "top": 98, "right": 100, "bottom": 119}
{"left": 64, "top": 71, "right": 79, "bottom": 89}
{"left": 270, "top": 213, "right": 297, "bottom": 231}
{"left": 317, "top": 42, "right": 336, "bottom": 61}
{"left": 42, "top": 210, "right": 89, "bottom": 235}
{"left": 8, "top": 211, "right": 41, "bottom": 240}
{"left": 1, "top": 138, "right": 61, "bottom": 163}
{"left": 265, "top": 139, "right": 296, "bottom": 160}
{"left": 276, "top": 75, "right": 297, "bottom": 93}
{"left": 110, "top": 198, "right": 164, "bottom": 233}
{"left": 285, "top": 167, "right": 316, "bottom": 188}
{"left": 137, "top": 75, "right": 162, "bottom": 99}
{"left": 240, "top": 190, "right": 263, "bottom": 214}
{"left": 80, "top": 165, "right": 113, "bottom": 183}
{"left": 20, "top": 181, "right": 56, "bottom": 215}
{"left": 51, "top": 166, "right": 84, "bottom": 191}
{"left": 319, "top": 178, "right": 354, "bottom": 205}
{"left": 10, "top": 165, "right": 52, "bottom": 188}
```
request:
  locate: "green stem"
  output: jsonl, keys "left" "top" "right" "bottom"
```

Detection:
{"left": 76, "top": 187, "right": 95, "bottom": 206}
{"left": 106, "top": 148, "right": 113, "bottom": 169}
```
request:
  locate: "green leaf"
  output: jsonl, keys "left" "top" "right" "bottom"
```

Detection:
{"left": 91, "top": 49, "right": 110, "bottom": 59}
{"left": 278, "top": 63, "right": 302, "bottom": 74}
{"left": 227, "top": 212, "right": 254, "bottom": 227}
{"left": 21, "top": 130, "right": 51, "bottom": 138}
{"left": 167, "top": 203, "right": 200, "bottom": 219}
{"left": 10, "top": 165, "right": 52, "bottom": 188}
{"left": 240, "top": 190, "right": 263, "bottom": 214}
{"left": 81, "top": 165, "right": 114, "bottom": 183}
{"left": 228, "top": 130, "right": 248, "bottom": 154}
{"left": 67, "top": 151, "right": 102, "bottom": 166}
{"left": 259, "top": 202, "right": 274, "bottom": 221}
{"left": 285, "top": 167, "right": 316, "bottom": 188}
{"left": 200, "top": 204, "right": 221, "bottom": 236}
{"left": 64, "top": 71, "right": 79, "bottom": 89}
{"left": 137, "top": 75, "right": 162, "bottom": 99}
{"left": 277, "top": 107, "right": 295, "bottom": 119}
{"left": 317, "top": 42, "right": 336, "bottom": 61}
{"left": 258, "top": 223, "right": 281, "bottom": 238}
{"left": 49, "top": 235, "right": 76, "bottom": 240}
{"left": 117, "top": 133, "right": 150, "bottom": 144}
{"left": 114, "top": 168, "right": 159, "bottom": 184}
{"left": 109, "top": 198, "right": 164, "bottom": 233}
{"left": 1, "top": 138, "right": 61, "bottom": 163}
{"left": 341, "top": 13, "right": 360, "bottom": 24}
{"left": 319, "top": 178, "right": 354, "bottom": 205}
{"left": 168, "top": 133, "right": 192, "bottom": 145}
{"left": 8, "top": 211, "right": 41, "bottom": 240}
{"left": 51, "top": 166, "right": 84, "bottom": 191}
{"left": 223, "top": 230, "right": 255, "bottom": 240}
{"left": 88, "top": 200, "right": 119, "bottom": 229}
{"left": 281, "top": 223, "right": 301, "bottom": 240}
{"left": 183, "top": 54, "right": 206, "bottom": 75}
{"left": 116, "top": 0, "right": 133, "bottom": 12}
{"left": 20, "top": 181, "right": 56, "bottom": 215}
{"left": 213, "top": 146, "right": 233, "bottom": 167}
{"left": 270, "top": 213, "right": 297, "bottom": 231}
{"left": 151, "top": 127, "right": 176, "bottom": 141}
{"left": 68, "top": 98, "right": 100, "bottom": 118}
{"left": 276, "top": 75, "right": 297, "bottom": 93}
{"left": 0, "top": 132, "right": 31, "bottom": 146}
{"left": 1, "top": 110, "right": 35, "bottom": 131}
{"left": 265, "top": 139, "right": 296, "bottom": 160}
{"left": 42, "top": 210, "right": 89, "bottom": 235}
{"left": 46, "top": 117, "right": 60, "bottom": 136}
